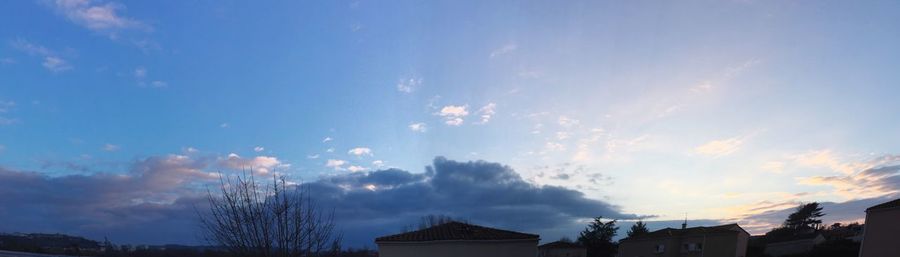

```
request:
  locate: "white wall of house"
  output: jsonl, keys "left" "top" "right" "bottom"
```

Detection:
{"left": 378, "top": 239, "right": 537, "bottom": 257}
{"left": 539, "top": 247, "right": 586, "bottom": 257}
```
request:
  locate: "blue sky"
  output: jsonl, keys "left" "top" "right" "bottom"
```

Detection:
{"left": 2, "top": 0, "right": 900, "bottom": 247}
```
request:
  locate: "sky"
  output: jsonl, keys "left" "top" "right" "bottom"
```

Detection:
{"left": 2, "top": 0, "right": 900, "bottom": 248}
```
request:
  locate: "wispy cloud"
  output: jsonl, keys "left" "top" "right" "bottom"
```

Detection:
{"left": 396, "top": 77, "right": 421, "bottom": 93}
{"left": 220, "top": 153, "right": 288, "bottom": 174}
{"left": 437, "top": 105, "right": 469, "bottom": 126}
{"left": 132, "top": 66, "right": 168, "bottom": 88}
{"left": 326, "top": 159, "right": 346, "bottom": 170}
{"left": 408, "top": 122, "right": 427, "bottom": 132}
{"left": 557, "top": 116, "right": 580, "bottom": 128}
{"left": 253, "top": 146, "right": 264, "bottom": 152}
{"left": 348, "top": 147, "right": 373, "bottom": 156}
{"left": 474, "top": 103, "right": 497, "bottom": 124}
{"left": 42, "top": 57, "right": 72, "bottom": 72}
{"left": 796, "top": 153, "right": 900, "bottom": 199}
{"left": 347, "top": 165, "right": 368, "bottom": 172}
{"left": 695, "top": 136, "right": 746, "bottom": 157}
{"left": 102, "top": 143, "right": 120, "bottom": 152}
{"left": 134, "top": 66, "right": 146, "bottom": 78}
{"left": 490, "top": 43, "right": 517, "bottom": 58}
{"left": 322, "top": 137, "right": 333, "bottom": 143}
{"left": 0, "top": 101, "right": 14, "bottom": 113}
{"left": 51, "top": 0, "right": 148, "bottom": 38}
{"left": 11, "top": 39, "right": 72, "bottom": 72}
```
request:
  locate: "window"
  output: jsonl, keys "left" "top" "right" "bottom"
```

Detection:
{"left": 655, "top": 244, "right": 665, "bottom": 253}
{"left": 682, "top": 243, "right": 703, "bottom": 252}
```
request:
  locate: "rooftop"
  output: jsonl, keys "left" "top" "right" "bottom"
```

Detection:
{"left": 622, "top": 224, "right": 747, "bottom": 241}
{"left": 539, "top": 241, "right": 584, "bottom": 249}
{"left": 866, "top": 198, "right": 900, "bottom": 212}
{"left": 375, "top": 221, "right": 539, "bottom": 242}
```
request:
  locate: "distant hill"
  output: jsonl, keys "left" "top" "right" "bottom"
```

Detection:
{"left": 0, "top": 233, "right": 100, "bottom": 255}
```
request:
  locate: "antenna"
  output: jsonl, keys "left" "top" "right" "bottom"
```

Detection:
{"left": 682, "top": 213, "right": 688, "bottom": 229}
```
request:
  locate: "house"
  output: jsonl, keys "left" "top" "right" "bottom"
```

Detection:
{"left": 617, "top": 223, "right": 750, "bottom": 257}
{"left": 858, "top": 198, "right": 900, "bottom": 257}
{"left": 538, "top": 241, "right": 586, "bottom": 257}
{"left": 763, "top": 233, "right": 825, "bottom": 257}
{"left": 375, "top": 221, "right": 539, "bottom": 257}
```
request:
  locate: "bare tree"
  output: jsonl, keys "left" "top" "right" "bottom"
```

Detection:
{"left": 199, "top": 174, "right": 342, "bottom": 257}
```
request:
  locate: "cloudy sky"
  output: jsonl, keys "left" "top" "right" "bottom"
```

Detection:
{"left": 2, "top": 0, "right": 900, "bottom": 248}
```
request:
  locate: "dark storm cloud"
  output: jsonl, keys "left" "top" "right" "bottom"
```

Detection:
{"left": 0, "top": 155, "right": 216, "bottom": 244}
{"left": 0, "top": 156, "right": 639, "bottom": 247}
{"left": 306, "top": 157, "right": 642, "bottom": 246}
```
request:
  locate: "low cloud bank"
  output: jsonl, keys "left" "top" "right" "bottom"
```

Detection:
{"left": 0, "top": 156, "right": 640, "bottom": 247}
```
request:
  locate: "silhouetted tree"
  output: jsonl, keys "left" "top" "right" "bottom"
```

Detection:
{"left": 418, "top": 214, "right": 455, "bottom": 229}
{"left": 199, "top": 174, "right": 341, "bottom": 257}
{"left": 784, "top": 202, "right": 825, "bottom": 230}
{"left": 577, "top": 217, "right": 618, "bottom": 257}
{"left": 626, "top": 221, "right": 649, "bottom": 238}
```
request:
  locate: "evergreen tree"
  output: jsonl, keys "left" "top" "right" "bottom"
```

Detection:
{"left": 577, "top": 217, "right": 618, "bottom": 257}
{"left": 626, "top": 220, "right": 649, "bottom": 238}
{"left": 784, "top": 202, "right": 825, "bottom": 230}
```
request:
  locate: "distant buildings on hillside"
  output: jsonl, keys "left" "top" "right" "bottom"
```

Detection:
{"left": 617, "top": 223, "right": 750, "bottom": 257}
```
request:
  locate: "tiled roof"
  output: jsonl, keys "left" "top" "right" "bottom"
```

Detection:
{"left": 375, "top": 222, "right": 539, "bottom": 242}
{"left": 866, "top": 198, "right": 900, "bottom": 211}
{"left": 539, "top": 241, "right": 584, "bottom": 249}
{"left": 622, "top": 224, "right": 745, "bottom": 241}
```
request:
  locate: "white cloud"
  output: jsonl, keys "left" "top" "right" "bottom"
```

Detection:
{"left": 544, "top": 142, "right": 566, "bottom": 152}
{"left": 372, "top": 160, "right": 385, "bottom": 167}
{"left": 490, "top": 43, "right": 517, "bottom": 58}
{"left": 409, "top": 122, "right": 427, "bottom": 132}
{"left": 397, "top": 77, "right": 422, "bottom": 93}
{"left": 219, "top": 123, "right": 229, "bottom": 128}
{"left": 556, "top": 131, "right": 570, "bottom": 140}
{"left": 307, "top": 154, "right": 320, "bottom": 159}
{"left": 762, "top": 161, "right": 785, "bottom": 173}
{"left": 52, "top": 0, "right": 147, "bottom": 37}
{"left": 474, "top": 103, "right": 497, "bottom": 124}
{"left": 0, "top": 101, "right": 14, "bottom": 113}
{"left": 792, "top": 150, "right": 861, "bottom": 175}
{"left": 326, "top": 148, "right": 335, "bottom": 153}
{"left": 102, "top": 143, "right": 120, "bottom": 152}
{"left": 326, "top": 159, "right": 346, "bottom": 170}
{"left": 695, "top": 136, "right": 745, "bottom": 157}
{"left": 11, "top": 39, "right": 52, "bottom": 56}
{"left": 348, "top": 147, "right": 373, "bottom": 156}
{"left": 134, "top": 66, "right": 146, "bottom": 78}
{"left": 557, "top": 116, "right": 580, "bottom": 128}
{"left": 437, "top": 105, "right": 469, "bottom": 126}
{"left": 347, "top": 165, "right": 368, "bottom": 172}
{"left": 42, "top": 56, "right": 72, "bottom": 72}
{"left": 0, "top": 117, "right": 18, "bottom": 125}
{"left": 149, "top": 81, "right": 167, "bottom": 88}
{"left": 183, "top": 147, "right": 198, "bottom": 153}
{"left": 322, "top": 137, "right": 333, "bottom": 143}
{"left": 220, "top": 153, "right": 288, "bottom": 174}
{"left": 795, "top": 153, "right": 900, "bottom": 199}
{"left": 253, "top": 146, "right": 264, "bottom": 152}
